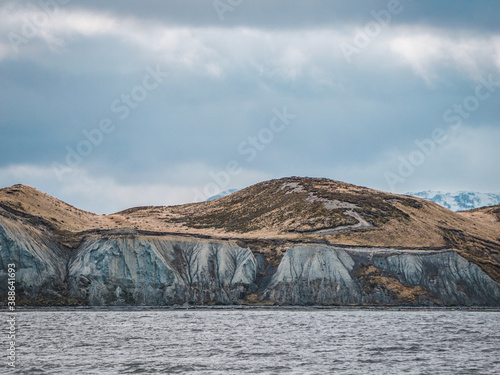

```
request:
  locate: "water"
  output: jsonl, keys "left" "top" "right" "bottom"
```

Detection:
{"left": 5, "top": 309, "right": 500, "bottom": 374}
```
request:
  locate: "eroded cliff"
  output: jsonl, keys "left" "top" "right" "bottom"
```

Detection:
{"left": 2, "top": 219, "right": 499, "bottom": 306}
{"left": 261, "top": 246, "right": 500, "bottom": 306}
{"left": 0, "top": 215, "right": 66, "bottom": 301}
{"left": 68, "top": 235, "right": 256, "bottom": 305}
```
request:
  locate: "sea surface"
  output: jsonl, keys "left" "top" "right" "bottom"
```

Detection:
{"left": 5, "top": 308, "right": 500, "bottom": 374}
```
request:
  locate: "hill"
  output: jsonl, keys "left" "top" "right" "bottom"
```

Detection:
{"left": 0, "top": 184, "right": 117, "bottom": 231}
{"left": 114, "top": 177, "right": 500, "bottom": 282}
{"left": 1, "top": 177, "right": 499, "bottom": 284}
{"left": 2, "top": 177, "right": 500, "bottom": 306}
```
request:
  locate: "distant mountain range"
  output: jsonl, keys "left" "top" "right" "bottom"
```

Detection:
{"left": 407, "top": 191, "right": 500, "bottom": 212}
{"left": 206, "top": 189, "right": 239, "bottom": 201}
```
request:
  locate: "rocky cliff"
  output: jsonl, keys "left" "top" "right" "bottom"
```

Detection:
{"left": 68, "top": 235, "right": 256, "bottom": 306}
{"left": 1, "top": 177, "right": 500, "bottom": 307}
{"left": 1, "top": 220, "right": 499, "bottom": 306}
{"left": 262, "top": 246, "right": 500, "bottom": 306}
{"left": 0, "top": 215, "right": 66, "bottom": 301}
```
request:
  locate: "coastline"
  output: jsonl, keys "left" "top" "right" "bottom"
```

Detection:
{"left": 2, "top": 305, "right": 500, "bottom": 312}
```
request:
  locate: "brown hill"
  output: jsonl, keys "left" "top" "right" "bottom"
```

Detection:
{"left": 0, "top": 184, "right": 119, "bottom": 248}
{"left": 1, "top": 177, "right": 500, "bottom": 282}
{"left": 0, "top": 184, "right": 115, "bottom": 231}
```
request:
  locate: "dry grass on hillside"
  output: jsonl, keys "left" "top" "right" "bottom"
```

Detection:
{"left": 458, "top": 205, "right": 500, "bottom": 239}
{"left": 2, "top": 179, "right": 499, "bottom": 248}
{"left": 0, "top": 185, "right": 118, "bottom": 232}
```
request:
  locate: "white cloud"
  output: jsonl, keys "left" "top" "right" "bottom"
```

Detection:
{"left": 0, "top": 162, "right": 272, "bottom": 214}
{"left": 0, "top": 164, "right": 194, "bottom": 214}
{"left": 390, "top": 28, "right": 500, "bottom": 84}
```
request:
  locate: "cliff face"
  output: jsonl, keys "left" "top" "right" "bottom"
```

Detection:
{"left": 68, "top": 235, "right": 256, "bottom": 306}
{"left": 0, "top": 216, "right": 66, "bottom": 300}
{"left": 2, "top": 216, "right": 498, "bottom": 306}
{"left": 262, "top": 246, "right": 500, "bottom": 306}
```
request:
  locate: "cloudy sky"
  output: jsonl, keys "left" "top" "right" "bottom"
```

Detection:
{"left": 1, "top": 0, "right": 499, "bottom": 214}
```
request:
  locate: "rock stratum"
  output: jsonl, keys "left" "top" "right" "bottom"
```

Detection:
{"left": 1, "top": 177, "right": 500, "bottom": 306}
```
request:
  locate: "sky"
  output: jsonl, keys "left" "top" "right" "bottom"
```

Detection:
{"left": 1, "top": 0, "right": 499, "bottom": 214}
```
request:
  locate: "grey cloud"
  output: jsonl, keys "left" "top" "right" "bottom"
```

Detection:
{"left": 68, "top": 0, "right": 500, "bottom": 32}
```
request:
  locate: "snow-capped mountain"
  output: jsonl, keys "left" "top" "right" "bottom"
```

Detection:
{"left": 407, "top": 191, "right": 500, "bottom": 211}
{"left": 206, "top": 189, "right": 239, "bottom": 201}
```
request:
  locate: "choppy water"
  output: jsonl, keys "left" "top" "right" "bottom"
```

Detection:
{"left": 5, "top": 309, "right": 500, "bottom": 374}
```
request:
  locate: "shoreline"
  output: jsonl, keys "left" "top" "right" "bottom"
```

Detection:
{"left": 2, "top": 305, "right": 500, "bottom": 312}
